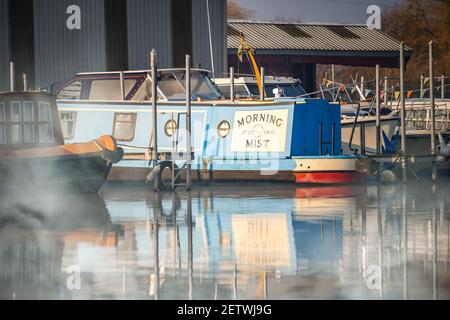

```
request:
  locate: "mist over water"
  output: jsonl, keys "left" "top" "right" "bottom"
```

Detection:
{"left": 0, "top": 181, "right": 449, "bottom": 300}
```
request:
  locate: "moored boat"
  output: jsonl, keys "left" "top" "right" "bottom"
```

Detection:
{"left": 0, "top": 91, "right": 123, "bottom": 193}
{"left": 53, "top": 68, "right": 370, "bottom": 186}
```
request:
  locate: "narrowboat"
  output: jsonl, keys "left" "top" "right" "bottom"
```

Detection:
{"left": 53, "top": 69, "right": 371, "bottom": 186}
{"left": 0, "top": 91, "right": 123, "bottom": 193}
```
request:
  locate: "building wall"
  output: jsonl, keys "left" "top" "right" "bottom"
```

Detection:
{"left": 0, "top": 0, "right": 10, "bottom": 91}
{"left": 33, "top": 0, "right": 106, "bottom": 89}
{"left": 192, "top": 0, "right": 227, "bottom": 77}
{"left": 127, "top": 0, "right": 172, "bottom": 69}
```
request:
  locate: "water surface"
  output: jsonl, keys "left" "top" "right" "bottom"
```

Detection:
{"left": 0, "top": 181, "right": 449, "bottom": 299}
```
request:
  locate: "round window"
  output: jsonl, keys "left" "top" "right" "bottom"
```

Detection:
{"left": 217, "top": 120, "right": 230, "bottom": 138}
{"left": 164, "top": 119, "right": 177, "bottom": 137}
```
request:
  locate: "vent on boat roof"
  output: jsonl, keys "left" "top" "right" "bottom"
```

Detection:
{"left": 227, "top": 25, "right": 241, "bottom": 37}
{"left": 275, "top": 24, "right": 312, "bottom": 38}
{"left": 325, "top": 26, "right": 360, "bottom": 39}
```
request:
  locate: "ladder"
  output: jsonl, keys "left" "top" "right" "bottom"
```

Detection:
{"left": 168, "top": 111, "right": 193, "bottom": 190}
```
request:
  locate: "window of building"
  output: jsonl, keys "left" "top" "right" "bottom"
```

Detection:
{"left": 60, "top": 111, "right": 77, "bottom": 140}
{"left": 113, "top": 113, "right": 137, "bottom": 141}
{"left": 89, "top": 79, "right": 137, "bottom": 100}
{"left": 38, "top": 102, "right": 54, "bottom": 143}
{"left": 57, "top": 81, "right": 83, "bottom": 100}
{"left": 0, "top": 102, "right": 5, "bottom": 144}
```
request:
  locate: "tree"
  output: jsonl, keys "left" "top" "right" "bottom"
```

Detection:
{"left": 227, "top": 0, "right": 254, "bottom": 19}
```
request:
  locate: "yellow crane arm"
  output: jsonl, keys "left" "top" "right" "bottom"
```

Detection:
{"left": 237, "top": 33, "right": 265, "bottom": 98}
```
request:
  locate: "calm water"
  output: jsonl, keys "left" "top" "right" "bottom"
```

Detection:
{"left": 0, "top": 181, "right": 449, "bottom": 300}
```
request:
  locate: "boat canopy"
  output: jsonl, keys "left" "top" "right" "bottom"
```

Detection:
{"left": 55, "top": 69, "right": 223, "bottom": 102}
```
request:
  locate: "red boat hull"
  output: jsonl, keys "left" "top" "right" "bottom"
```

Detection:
{"left": 294, "top": 171, "right": 367, "bottom": 184}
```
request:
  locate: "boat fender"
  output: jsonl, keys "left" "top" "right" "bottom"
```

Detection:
{"left": 437, "top": 132, "right": 450, "bottom": 158}
{"left": 380, "top": 170, "right": 396, "bottom": 184}
{"left": 146, "top": 165, "right": 161, "bottom": 183}
{"left": 101, "top": 147, "right": 124, "bottom": 164}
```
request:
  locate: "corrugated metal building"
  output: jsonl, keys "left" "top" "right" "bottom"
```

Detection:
{"left": 0, "top": 0, "right": 227, "bottom": 92}
{"left": 227, "top": 20, "right": 411, "bottom": 93}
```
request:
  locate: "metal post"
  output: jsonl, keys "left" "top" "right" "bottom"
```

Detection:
{"left": 187, "top": 193, "right": 193, "bottom": 300}
{"left": 429, "top": 41, "right": 437, "bottom": 182}
{"left": 331, "top": 64, "right": 335, "bottom": 84}
{"left": 420, "top": 74, "right": 424, "bottom": 99}
{"left": 400, "top": 42, "right": 407, "bottom": 183}
{"left": 120, "top": 71, "right": 125, "bottom": 101}
{"left": 376, "top": 65, "right": 381, "bottom": 155}
{"left": 186, "top": 54, "right": 192, "bottom": 190}
{"left": 260, "top": 67, "right": 265, "bottom": 100}
{"left": 360, "top": 76, "right": 364, "bottom": 95}
{"left": 441, "top": 74, "right": 445, "bottom": 100}
{"left": 205, "top": 0, "right": 215, "bottom": 80}
{"left": 384, "top": 76, "right": 388, "bottom": 107}
{"left": 22, "top": 73, "right": 28, "bottom": 91}
{"left": 230, "top": 67, "right": 235, "bottom": 103}
{"left": 9, "top": 61, "right": 14, "bottom": 92}
{"left": 150, "top": 50, "right": 159, "bottom": 191}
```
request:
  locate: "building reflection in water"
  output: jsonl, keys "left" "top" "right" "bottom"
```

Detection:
{"left": 0, "top": 182, "right": 449, "bottom": 299}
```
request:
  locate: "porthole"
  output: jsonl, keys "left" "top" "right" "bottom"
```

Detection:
{"left": 217, "top": 120, "right": 230, "bottom": 138}
{"left": 164, "top": 119, "right": 177, "bottom": 137}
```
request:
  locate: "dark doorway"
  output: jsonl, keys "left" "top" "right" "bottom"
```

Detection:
{"left": 9, "top": 0, "right": 35, "bottom": 90}
{"left": 105, "top": 0, "right": 128, "bottom": 71}
{"left": 171, "top": 0, "right": 192, "bottom": 67}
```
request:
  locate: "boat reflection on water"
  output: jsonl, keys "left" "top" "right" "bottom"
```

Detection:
{"left": 0, "top": 193, "right": 120, "bottom": 299}
{"left": 1, "top": 182, "right": 450, "bottom": 299}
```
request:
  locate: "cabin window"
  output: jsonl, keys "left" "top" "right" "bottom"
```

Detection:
{"left": 164, "top": 119, "right": 177, "bottom": 137}
{"left": 9, "top": 101, "right": 35, "bottom": 144}
{"left": 158, "top": 73, "right": 185, "bottom": 100}
{"left": 0, "top": 102, "right": 5, "bottom": 144}
{"left": 89, "top": 79, "right": 137, "bottom": 100}
{"left": 217, "top": 120, "right": 230, "bottom": 138}
{"left": 60, "top": 111, "right": 77, "bottom": 140}
{"left": 38, "top": 102, "right": 54, "bottom": 143}
{"left": 57, "top": 81, "right": 83, "bottom": 100}
{"left": 113, "top": 113, "right": 137, "bottom": 141}
{"left": 218, "top": 84, "right": 249, "bottom": 99}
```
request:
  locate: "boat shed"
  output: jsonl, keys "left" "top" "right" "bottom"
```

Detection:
{"left": 227, "top": 20, "right": 412, "bottom": 93}
{"left": 0, "top": 0, "right": 227, "bottom": 92}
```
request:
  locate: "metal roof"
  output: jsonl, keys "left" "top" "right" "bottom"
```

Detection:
{"left": 227, "top": 20, "right": 411, "bottom": 53}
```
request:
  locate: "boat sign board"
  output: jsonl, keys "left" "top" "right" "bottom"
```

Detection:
{"left": 231, "top": 109, "right": 289, "bottom": 152}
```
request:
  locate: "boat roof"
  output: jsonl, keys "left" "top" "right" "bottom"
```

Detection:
{"left": 76, "top": 68, "right": 212, "bottom": 76}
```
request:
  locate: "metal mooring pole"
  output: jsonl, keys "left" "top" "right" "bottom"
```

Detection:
{"left": 260, "top": 67, "right": 265, "bottom": 101}
{"left": 23, "top": 73, "right": 28, "bottom": 91}
{"left": 429, "top": 41, "right": 437, "bottom": 182}
{"left": 120, "top": 71, "right": 125, "bottom": 101}
{"left": 376, "top": 65, "right": 381, "bottom": 155}
{"left": 186, "top": 54, "right": 192, "bottom": 190}
{"left": 441, "top": 74, "right": 445, "bottom": 100}
{"left": 399, "top": 42, "right": 407, "bottom": 183}
{"left": 151, "top": 49, "right": 159, "bottom": 191}
{"left": 230, "top": 66, "right": 235, "bottom": 103}
{"left": 9, "top": 62, "right": 15, "bottom": 92}
{"left": 420, "top": 74, "right": 424, "bottom": 99}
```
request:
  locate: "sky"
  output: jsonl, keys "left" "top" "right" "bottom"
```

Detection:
{"left": 235, "top": 0, "right": 405, "bottom": 24}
